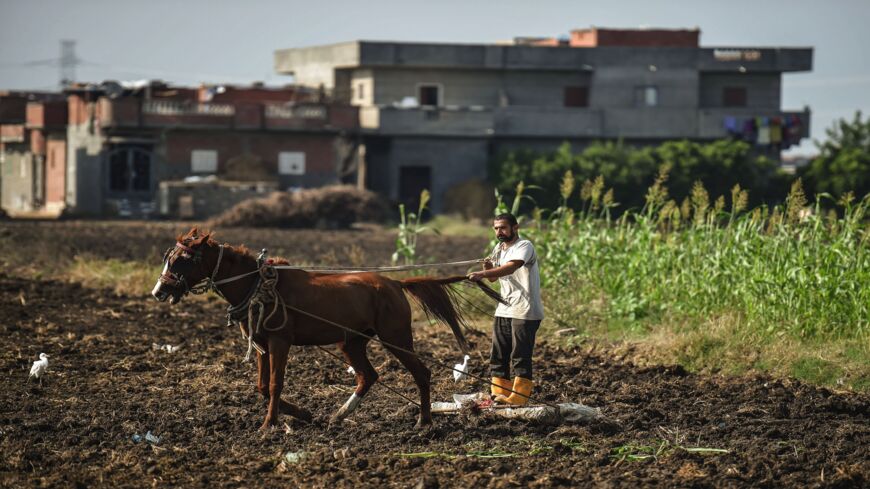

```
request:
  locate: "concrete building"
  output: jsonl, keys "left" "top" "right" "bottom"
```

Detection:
{"left": 47, "top": 82, "right": 358, "bottom": 217}
{"left": 274, "top": 27, "right": 813, "bottom": 211}
{"left": 0, "top": 91, "right": 67, "bottom": 217}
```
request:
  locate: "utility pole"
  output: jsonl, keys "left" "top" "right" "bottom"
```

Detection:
{"left": 59, "top": 40, "right": 78, "bottom": 88}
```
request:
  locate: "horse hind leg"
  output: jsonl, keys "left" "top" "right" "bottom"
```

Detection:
{"left": 381, "top": 331, "right": 432, "bottom": 428}
{"left": 330, "top": 335, "right": 378, "bottom": 424}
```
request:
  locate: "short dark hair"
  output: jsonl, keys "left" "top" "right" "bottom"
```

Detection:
{"left": 494, "top": 213, "right": 518, "bottom": 226}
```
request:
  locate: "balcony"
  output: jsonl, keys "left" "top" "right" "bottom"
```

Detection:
{"left": 698, "top": 108, "right": 810, "bottom": 143}
{"left": 141, "top": 100, "right": 235, "bottom": 128}
{"left": 361, "top": 105, "right": 602, "bottom": 138}
{"left": 98, "top": 98, "right": 357, "bottom": 132}
{"left": 360, "top": 106, "right": 495, "bottom": 136}
{"left": 495, "top": 107, "right": 602, "bottom": 137}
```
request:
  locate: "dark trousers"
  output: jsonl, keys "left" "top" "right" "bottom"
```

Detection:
{"left": 490, "top": 316, "right": 541, "bottom": 380}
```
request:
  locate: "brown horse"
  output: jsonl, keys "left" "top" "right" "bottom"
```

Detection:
{"left": 151, "top": 228, "right": 503, "bottom": 430}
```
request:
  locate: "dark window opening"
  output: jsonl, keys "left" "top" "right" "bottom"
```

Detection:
{"left": 107, "top": 146, "right": 152, "bottom": 193}
{"left": 109, "top": 151, "right": 130, "bottom": 192}
{"left": 131, "top": 150, "right": 151, "bottom": 191}
{"left": 399, "top": 166, "right": 431, "bottom": 214}
{"left": 563, "top": 86, "right": 589, "bottom": 107}
{"left": 723, "top": 87, "right": 747, "bottom": 107}
{"left": 419, "top": 85, "right": 440, "bottom": 106}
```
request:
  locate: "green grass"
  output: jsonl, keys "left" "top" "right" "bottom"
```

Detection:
{"left": 791, "top": 357, "right": 845, "bottom": 386}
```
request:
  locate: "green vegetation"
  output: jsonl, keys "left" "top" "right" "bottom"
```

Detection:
{"left": 801, "top": 111, "right": 870, "bottom": 199}
{"left": 392, "top": 189, "right": 431, "bottom": 265}
{"left": 498, "top": 166, "right": 868, "bottom": 390}
{"left": 491, "top": 138, "right": 787, "bottom": 214}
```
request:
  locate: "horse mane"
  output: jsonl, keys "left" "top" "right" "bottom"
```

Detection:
{"left": 177, "top": 228, "right": 290, "bottom": 265}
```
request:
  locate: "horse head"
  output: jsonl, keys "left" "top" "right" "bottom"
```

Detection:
{"left": 152, "top": 228, "right": 215, "bottom": 304}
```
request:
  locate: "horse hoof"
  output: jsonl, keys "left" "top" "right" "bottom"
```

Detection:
{"left": 259, "top": 419, "right": 279, "bottom": 432}
{"left": 414, "top": 418, "right": 433, "bottom": 429}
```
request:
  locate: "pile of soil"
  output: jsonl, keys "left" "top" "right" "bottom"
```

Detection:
{"left": 208, "top": 185, "right": 389, "bottom": 229}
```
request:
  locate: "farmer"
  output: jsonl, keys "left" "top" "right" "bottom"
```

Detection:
{"left": 467, "top": 212, "right": 544, "bottom": 406}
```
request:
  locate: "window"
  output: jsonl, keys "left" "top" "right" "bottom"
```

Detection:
{"left": 278, "top": 151, "right": 306, "bottom": 175}
{"left": 563, "top": 86, "right": 589, "bottom": 107}
{"left": 635, "top": 86, "right": 658, "bottom": 107}
{"left": 723, "top": 87, "right": 747, "bottom": 107}
{"left": 191, "top": 149, "right": 218, "bottom": 173}
{"left": 357, "top": 82, "right": 365, "bottom": 101}
{"left": 418, "top": 84, "right": 441, "bottom": 106}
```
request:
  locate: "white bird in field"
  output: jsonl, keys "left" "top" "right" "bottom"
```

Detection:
{"left": 453, "top": 354, "right": 471, "bottom": 382}
{"left": 29, "top": 353, "right": 49, "bottom": 383}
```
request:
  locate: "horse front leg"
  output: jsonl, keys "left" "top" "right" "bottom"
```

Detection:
{"left": 256, "top": 350, "right": 270, "bottom": 400}
{"left": 261, "top": 336, "right": 290, "bottom": 431}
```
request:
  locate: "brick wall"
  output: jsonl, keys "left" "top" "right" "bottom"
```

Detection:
{"left": 45, "top": 137, "right": 66, "bottom": 205}
{"left": 570, "top": 28, "right": 700, "bottom": 47}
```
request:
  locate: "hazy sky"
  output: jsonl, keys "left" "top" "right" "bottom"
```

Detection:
{"left": 2, "top": 0, "right": 869, "bottom": 156}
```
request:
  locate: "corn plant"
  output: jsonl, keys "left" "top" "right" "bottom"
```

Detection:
{"left": 522, "top": 171, "right": 869, "bottom": 340}
{"left": 393, "top": 189, "right": 431, "bottom": 265}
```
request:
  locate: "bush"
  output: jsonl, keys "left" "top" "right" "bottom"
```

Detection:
{"left": 208, "top": 185, "right": 389, "bottom": 228}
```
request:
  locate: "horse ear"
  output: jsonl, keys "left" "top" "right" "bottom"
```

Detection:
{"left": 187, "top": 227, "right": 200, "bottom": 239}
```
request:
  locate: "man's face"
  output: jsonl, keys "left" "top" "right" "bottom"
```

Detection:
{"left": 493, "top": 219, "right": 518, "bottom": 243}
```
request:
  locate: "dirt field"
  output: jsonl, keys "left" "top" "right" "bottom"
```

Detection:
{"left": 1, "top": 222, "right": 867, "bottom": 488}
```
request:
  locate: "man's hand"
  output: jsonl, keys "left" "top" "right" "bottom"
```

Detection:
{"left": 467, "top": 271, "right": 486, "bottom": 282}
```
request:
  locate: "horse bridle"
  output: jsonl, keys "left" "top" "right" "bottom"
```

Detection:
{"left": 158, "top": 241, "right": 221, "bottom": 296}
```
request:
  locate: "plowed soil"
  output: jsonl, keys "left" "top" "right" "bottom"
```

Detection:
{"left": 0, "top": 222, "right": 867, "bottom": 488}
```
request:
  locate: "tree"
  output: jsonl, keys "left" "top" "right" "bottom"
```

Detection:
{"left": 801, "top": 111, "right": 870, "bottom": 199}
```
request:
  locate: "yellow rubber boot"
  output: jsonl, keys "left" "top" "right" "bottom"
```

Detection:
{"left": 490, "top": 377, "right": 512, "bottom": 398}
{"left": 494, "top": 377, "right": 533, "bottom": 406}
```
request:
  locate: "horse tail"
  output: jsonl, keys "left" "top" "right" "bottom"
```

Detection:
{"left": 399, "top": 276, "right": 506, "bottom": 355}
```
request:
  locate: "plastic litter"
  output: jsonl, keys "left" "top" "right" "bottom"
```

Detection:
{"left": 152, "top": 343, "right": 181, "bottom": 353}
{"left": 283, "top": 451, "right": 307, "bottom": 464}
{"left": 132, "top": 431, "right": 161, "bottom": 444}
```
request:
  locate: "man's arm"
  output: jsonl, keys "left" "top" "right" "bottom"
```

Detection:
{"left": 467, "top": 260, "right": 524, "bottom": 282}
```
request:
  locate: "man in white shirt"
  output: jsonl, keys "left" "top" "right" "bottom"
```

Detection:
{"left": 467, "top": 213, "right": 544, "bottom": 405}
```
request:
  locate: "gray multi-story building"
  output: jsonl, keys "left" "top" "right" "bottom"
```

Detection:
{"left": 275, "top": 28, "right": 812, "bottom": 212}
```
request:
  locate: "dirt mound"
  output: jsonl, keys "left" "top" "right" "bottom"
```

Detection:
{"left": 208, "top": 185, "right": 389, "bottom": 229}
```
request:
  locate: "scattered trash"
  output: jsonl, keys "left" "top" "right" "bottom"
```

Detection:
{"left": 152, "top": 343, "right": 181, "bottom": 353}
{"left": 452, "top": 354, "right": 470, "bottom": 382}
{"left": 28, "top": 353, "right": 49, "bottom": 382}
{"left": 283, "top": 451, "right": 308, "bottom": 464}
{"left": 346, "top": 366, "right": 356, "bottom": 375}
{"left": 333, "top": 447, "right": 351, "bottom": 460}
{"left": 132, "top": 431, "right": 161, "bottom": 444}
